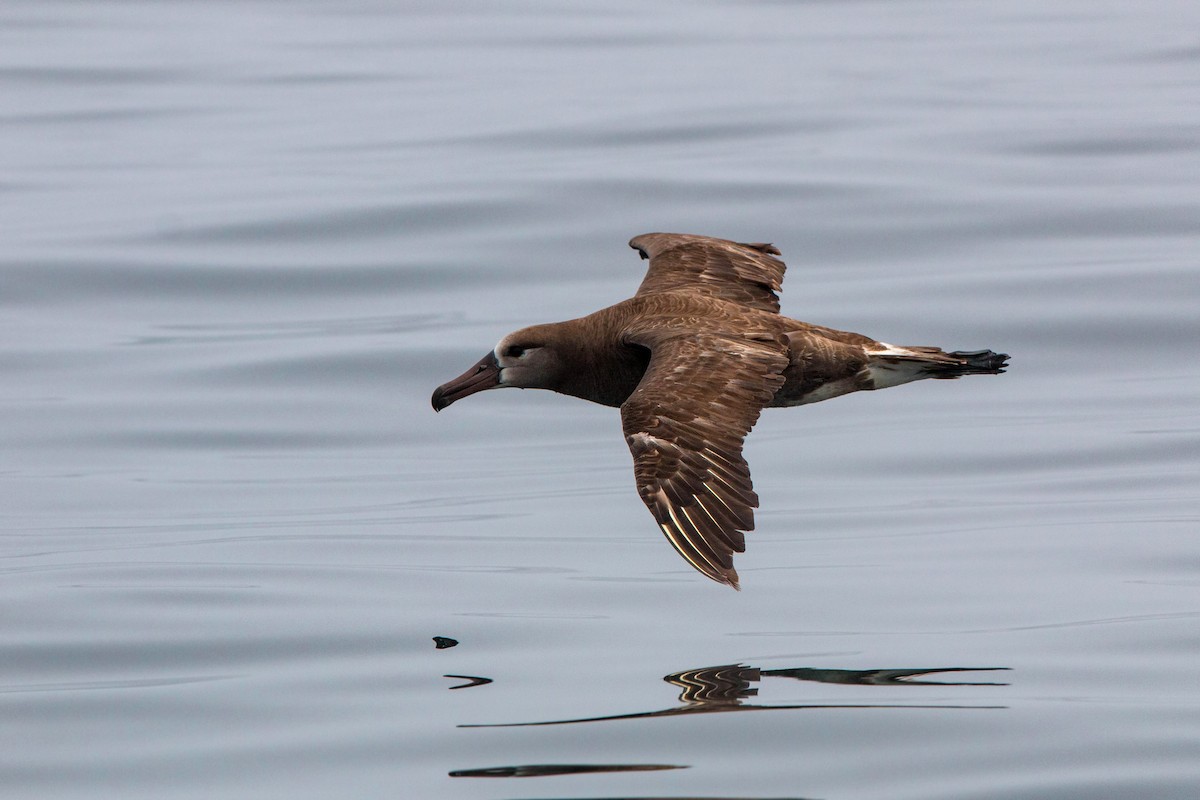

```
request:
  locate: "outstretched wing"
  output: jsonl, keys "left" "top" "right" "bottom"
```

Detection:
{"left": 629, "top": 232, "right": 787, "bottom": 314}
{"left": 620, "top": 330, "right": 788, "bottom": 588}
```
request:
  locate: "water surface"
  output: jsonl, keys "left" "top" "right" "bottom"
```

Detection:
{"left": 2, "top": 1, "right": 1198, "bottom": 798}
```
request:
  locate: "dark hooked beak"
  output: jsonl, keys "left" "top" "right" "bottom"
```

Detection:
{"left": 431, "top": 351, "right": 501, "bottom": 412}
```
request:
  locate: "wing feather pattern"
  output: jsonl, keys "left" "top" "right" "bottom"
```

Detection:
{"left": 630, "top": 233, "right": 787, "bottom": 313}
{"left": 620, "top": 331, "right": 788, "bottom": 588}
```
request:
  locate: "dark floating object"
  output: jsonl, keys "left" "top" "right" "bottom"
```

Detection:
{"left": 432, "top": 636, "right": 458, "bottom": 649}
{"left": 460, "top": 662, "right": 1007, "bottom": 728}
{"left": 449, "top": 763, "right": 684, "bottom": 778}
{"left": 444, "top": 673, "right": 493, "bottom": 690}
{"left": 434, "top": 233, "right": 1008, "bottom": 588}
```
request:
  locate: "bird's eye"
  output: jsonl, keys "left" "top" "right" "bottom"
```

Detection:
{"left": 505, "top": 345, "right": 527, "bottom": 358}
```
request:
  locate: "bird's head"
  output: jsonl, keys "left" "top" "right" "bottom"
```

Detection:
{"left": 431, "top": 326, "right": 565, "bottom": 411}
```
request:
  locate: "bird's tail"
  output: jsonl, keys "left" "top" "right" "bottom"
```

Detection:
{"left": 866, "top": 345, "right": 1009, "bottom": 389}
{"left": 925, "top": 348, "right": 1010, "bottom": 378}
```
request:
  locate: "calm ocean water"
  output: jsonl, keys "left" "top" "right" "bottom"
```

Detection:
{"left": 3, "top": 1, "right": 1198, "bottom": 798}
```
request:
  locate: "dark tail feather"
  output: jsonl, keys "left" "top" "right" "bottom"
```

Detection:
{"left": 931, "top": 349, "right": 1010, "bottom": 378}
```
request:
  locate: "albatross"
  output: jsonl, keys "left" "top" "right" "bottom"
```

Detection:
{"left": 431, "top": 233, "right": 1008, "bottom": 589}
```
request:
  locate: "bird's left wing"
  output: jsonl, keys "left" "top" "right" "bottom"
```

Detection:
{"left": 630, "top": 233, "right": 787, "bottom": 313}
{"left": 619, "top": 329, "right": 788, "bottom": 588}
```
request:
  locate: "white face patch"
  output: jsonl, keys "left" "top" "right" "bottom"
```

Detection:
{"left": 494, "top": 341, "right": 512, "bottom": 384}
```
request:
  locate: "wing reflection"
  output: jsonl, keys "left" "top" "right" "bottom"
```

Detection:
{"left": 444, "top": 673, "right": 493, "bottom": 690}
{"left": 460, "top": 663, "right": 1006, "bottom": 728}
{"left": 449, "top": 763, "right": 684, "bottom": 778}
{"left": 762, "top": 666, "right": 1010, "bottom": 686}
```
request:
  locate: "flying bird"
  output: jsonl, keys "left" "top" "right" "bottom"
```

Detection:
{"left": 432, "top": 233, "right": 1008, "bottom": 589}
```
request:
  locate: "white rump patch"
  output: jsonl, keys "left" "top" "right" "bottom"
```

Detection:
{"left": 867, "top": 342, "right": 915, "bottom": 358}
{"left": 865, "top": 342, "right": 933, "bottom": 390}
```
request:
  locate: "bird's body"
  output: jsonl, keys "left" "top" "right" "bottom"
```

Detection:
{"left": 432, "top": 233, "right": 1008, "bottom": 588}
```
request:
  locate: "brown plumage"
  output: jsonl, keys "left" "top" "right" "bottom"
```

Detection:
{"left": 432, "top": 233, "right": 1008, "bottom": 588}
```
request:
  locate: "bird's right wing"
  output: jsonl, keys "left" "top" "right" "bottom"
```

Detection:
{"left": 619, "top": 329, "right": 788, "bottom": 588}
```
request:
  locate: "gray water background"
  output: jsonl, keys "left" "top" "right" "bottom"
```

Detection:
{"left": 3, "top": 1, "right": 1198, "bottom": 798}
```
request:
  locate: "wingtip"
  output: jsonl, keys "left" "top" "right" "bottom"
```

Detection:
{"left": 724, "top": 568, "right": 741, "bottom": 591}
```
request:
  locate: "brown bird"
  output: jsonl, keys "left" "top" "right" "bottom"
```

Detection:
{"left": 432, "top": 233, "right": 1008, "bottom": 589}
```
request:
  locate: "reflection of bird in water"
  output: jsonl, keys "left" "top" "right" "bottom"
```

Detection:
{"left": 667, "top": 664, "right": 1010, "bottom": 699}
{"left": 433, "top": 233, "right": 1008, "bottom": 588}
{"left": 668, "top": 664, "right": 762, "bottom": 704}
{"left": 449, "top": 762, "right": 822, "bottom": 800}
{"left": 459, "top": 663, "right": 1007, "bottom": 728}
{"left": 443, "top": 674, "right": 492, "bottom": 690}
{"left": 449, "top": 762, "right": 683, "bottom": 778}
{"left": 764, "top": 666, "right": 1010, "bottom": 686}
